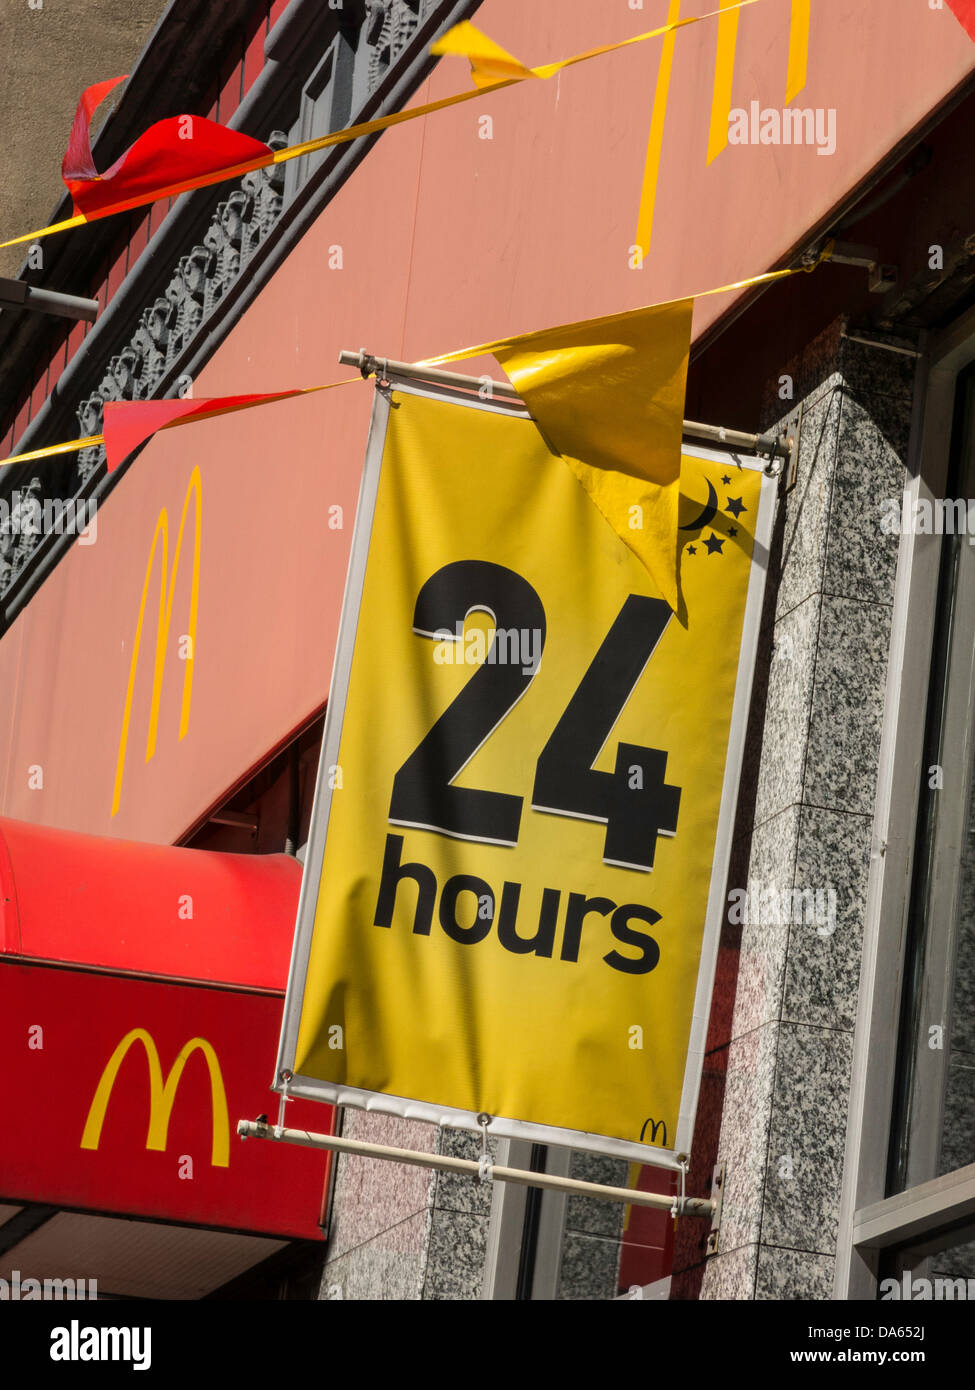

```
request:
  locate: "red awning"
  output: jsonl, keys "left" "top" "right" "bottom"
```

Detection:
{"left": 0, "top": 817, "right": 301, "bottom": 990}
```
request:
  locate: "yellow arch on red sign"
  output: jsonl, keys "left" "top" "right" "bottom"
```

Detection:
{"left": 80, "top": 1027, "right": 229, "bottom": 1168}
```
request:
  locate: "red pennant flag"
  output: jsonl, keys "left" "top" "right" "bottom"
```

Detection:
{"left": 62, "top": 78, "right": 274, "bottom": 219}
{"left": 103, "top": 393, "right": 302, "bottom": 471}
{"left": 947, "top": 0, "right": 975, "bottom": 40}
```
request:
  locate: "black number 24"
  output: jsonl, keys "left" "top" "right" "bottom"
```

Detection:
{"left": 388, "top": 561, "right": 681, "bottom": 872}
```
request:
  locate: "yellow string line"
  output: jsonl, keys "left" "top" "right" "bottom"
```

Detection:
{"left": 0, "top": 252, "right": 832, "bottom": 471}
{"left": 0, "top": 433, "right": 106, "bottom": 466}
{"left": 1, "top": 0, "right": 767, "bottom": 252}
{"left": 519, "top": 0, "right": 763, "bottom": 80}
{"left": 424, "top": 255, "right": 828, "bottom": 366}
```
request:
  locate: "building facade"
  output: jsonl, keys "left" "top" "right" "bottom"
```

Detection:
{"left": 1, "top": 0, "right": 975, "bottom": 1299}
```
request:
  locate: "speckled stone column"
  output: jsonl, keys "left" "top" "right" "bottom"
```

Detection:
{"left": 556, "top": 1151, "right": 627, "bottom": 1299}
{"left": 670, "top": 318, "right": 916, "bottom": 1300}
{"left": 318, "top": 1113, "right": 495, "bottom": 1300}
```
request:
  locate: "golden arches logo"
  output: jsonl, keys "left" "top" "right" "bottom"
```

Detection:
{"left": 80, "top": 1027, "right": 230, "bottom": 1167}
{"left": 111, "top": 466, "right": 202, "bottom": 816}
{"left": 636, "top": 0, "right": 812, "bottom": 257}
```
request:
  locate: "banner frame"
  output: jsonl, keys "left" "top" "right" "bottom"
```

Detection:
{"left": 275, "top": 374, "right": 778, "bottom": 1170}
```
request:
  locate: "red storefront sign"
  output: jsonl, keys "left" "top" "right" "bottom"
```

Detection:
{"left": 0, "top": 962, "right": 331, "bottom": 1239}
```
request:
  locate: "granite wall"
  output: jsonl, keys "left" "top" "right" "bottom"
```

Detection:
{"left": 669, "top": 317, "right": 916, "bottom": 1300}
{"left": 318, "top": 1113, "right": 495, "bottom": 1301}
{"left": 556, "top": 1151, "right": 627, "bottom": 1300}
{"left": 317, "top": 1117, "right": 631, "bottom": 1299}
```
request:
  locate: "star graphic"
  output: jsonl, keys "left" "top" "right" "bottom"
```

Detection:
{"left": 687, "top": 545, "right": 697, "bottom": 556}
{"left": 725, "top": 496, "right": 747, "bottom": 518}
{"left": 729, "top": 526, "right": 738, "bottom": 537}
{"left": 704, "top": 533, "right": 725, "bottom": 555}
{"left": 721, "top": 474, "right": 732, "bottom": 485}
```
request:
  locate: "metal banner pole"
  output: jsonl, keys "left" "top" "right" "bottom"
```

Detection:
{"left": 238, "top": 1119, "right": 718, "bottom": 1218}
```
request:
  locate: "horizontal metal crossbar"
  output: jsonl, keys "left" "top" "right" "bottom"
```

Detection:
{"left": 338, "top": 349, "right": 794, "bottom": 462}
{"left": 237, "top": 1119, "right": 716, "bottom": 1216}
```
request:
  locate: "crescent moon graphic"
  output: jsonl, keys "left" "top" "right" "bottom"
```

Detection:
{"left": 679, "top": 478, "right": 719, "bottom": 532}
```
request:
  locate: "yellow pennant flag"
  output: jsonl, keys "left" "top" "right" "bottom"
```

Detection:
{"left": 430, "top": 19, "right": 541, "bottom": 86}
{"left": 489, "top": 301, "right": 693, "bottom": 613}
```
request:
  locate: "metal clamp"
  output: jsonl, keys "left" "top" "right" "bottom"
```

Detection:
{"left": 671, "top": 1153, "right": 689, "bottom": 1218}
{"left": 476, "top": 1112, "right": 493, "bottom": 1184}
{"left": 705, "top": 1162, "right": 726, "bottom": 1256}
{"left": 275, "top": 1069, "right": 294, "bottom": 1138}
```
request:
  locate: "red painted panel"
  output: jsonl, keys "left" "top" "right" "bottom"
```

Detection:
{"left": 269, "top": 0, "right": 288, "bottom": 28}
{"left": 618, "top": 1164, "right": 676, "bottom": 1293}
{"left": 107, "top": 239, "right": 129, "bottom": 303}
{"left": 0, "top": 816, "right": 301, "bottom": 990}
{"left": 29, "top": 368, "right": 48, "bottom": 424}
{"left": 11, "top": 394, "right": 30, "bottom": 445}
{"left": 242, "top": 11, "right": 266, "bottom": 98}
{"left": 45, "top": 330, "right": 69, "bottom": 394}
{"left": 218, "top": 48, "right": 243, "bottom": 124}
{"left": 90, "top": 270, "right": 109, "bottom": 318}
{"left": 0, "top": 961, "right": 330, "bottom": 1238}
{"left": 127, "top": 213, "right": 150, "bottom": 274}
{"left": 65, "top": 318, "right": 86, "bottom": 370}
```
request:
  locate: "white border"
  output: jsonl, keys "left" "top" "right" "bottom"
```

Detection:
{"left": 275, "top": 376, "right": 778, "bottom": 1169}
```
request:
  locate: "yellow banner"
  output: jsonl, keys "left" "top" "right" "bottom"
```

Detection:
{"left": 288, "top": 386, "right": 768, "bottom": 1153}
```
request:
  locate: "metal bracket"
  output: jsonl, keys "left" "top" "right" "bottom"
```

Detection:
{"left": 341, "top": 348, "right": 520, "bottom": 401}
{"left": 341, "top": 350, "right": 795, "bottom": 467}
{"left": 867, "top": 263, "right": 898, "bottom": 296}
{"left": 804, "top": 240, "right": 897, "bottom": 295}
{"left": 0, "top": 275, "right": 99, "bottom": 323}
{"left": 784, "top": 400, "right": 803, "bottom": 493}
{"left": 840, "top": 324, "right": 922, "bottom": 359}
{"left": 705, "top": 1162, "right": 726, "bottom": 1256}
{"left": 208, "top": 809, "right": 259, "bottom": 835}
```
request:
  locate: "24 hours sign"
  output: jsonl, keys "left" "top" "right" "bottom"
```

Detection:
{"left": 277, "top": 380, "right": 775, "bottom": 1163}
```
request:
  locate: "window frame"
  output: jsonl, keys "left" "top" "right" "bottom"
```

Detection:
{"left": 836, "top": 305, "right": 975, "bottom": 1298}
